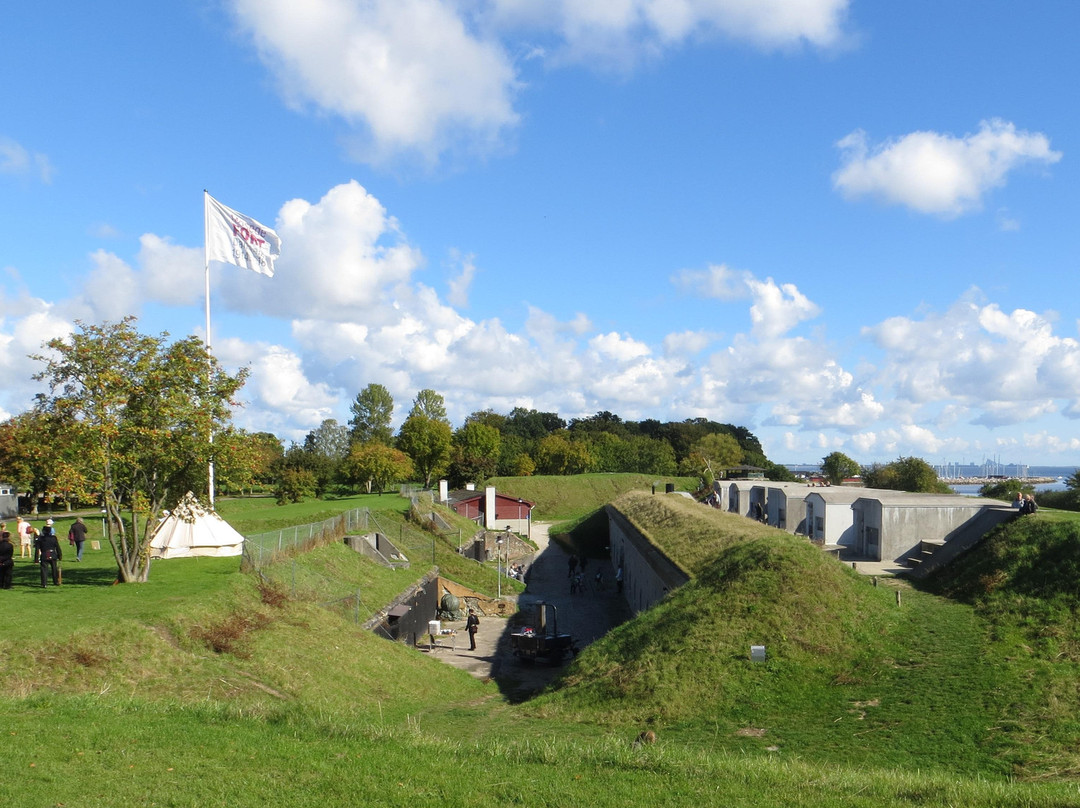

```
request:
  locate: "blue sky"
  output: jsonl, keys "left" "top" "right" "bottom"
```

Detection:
{"left": 2, "top": 1, "right": 1079, "bottom": 466}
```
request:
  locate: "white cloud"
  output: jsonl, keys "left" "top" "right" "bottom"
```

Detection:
{"left": 862, "top": 295, "right": 1080, "bottom": 427}
{"left": 446, "top": 250, "right": 477, "bottom": 308}
{"left": 746, "top": 277, "right": 821, "bottom": 338}
{"left": 138, "top": 235, "right": 205, "bottom": 307}
{"left": 229, "top": 0, "right": 850, "bottom": 162}
{"left": 833, "top": 119, "right": 1062, "bottom": 217}
{"left": 672, "top": 263, "right": 752, "bottom": 300}
{"left": 589, "top": 331, "right": 651, "bottom": 362}
{"left": 0, "top": 136, "right": 53, "bottom": 183}
{"left": 230, "top": 0, "right": 520, "bottom": 163}
{"left": 219, "top": 181, "right": 424, "bottom": 321}
{"left": 491, "top": 0, "right": 852, "bottom": 68}
{"left": 663, "top": 329, "right": 715, "bottom": 356}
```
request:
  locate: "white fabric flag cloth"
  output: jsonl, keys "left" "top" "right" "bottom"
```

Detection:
{"left": 205, "top": 192, "right": 281, "bottom": 277}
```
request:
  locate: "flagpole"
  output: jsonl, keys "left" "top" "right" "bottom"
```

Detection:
{"left": 203, "top": 190, "right": 216, "bottom": 507}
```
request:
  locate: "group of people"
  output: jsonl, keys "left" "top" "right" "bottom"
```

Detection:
{"left": 1014, "top": 492, "right": 1039, "bottom": 515}
{"left": 0, "top": 516, "right": 89, "bottom": 590}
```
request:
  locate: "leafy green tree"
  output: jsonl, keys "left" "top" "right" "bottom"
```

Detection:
{"left": 683, "top": 433, "right": 744, "bottom": 484}
{"left": 304, "top": 418, "right": 350, "bottom": 462}
{"left": 408, "top": 388, "right": 448, "bottom": 422}
{"left": 862, "top": 456, "right": 951, "bottom": 494}
{"left": 348, "top": 384, "right": 394, "bottom": 445}
{"left": 503, "top": 407, "right": 565, "bottom": 440}
{"left": 979, "top": 478, "right": 1031, "bottom": 501}
{"left": 821, "top": 451, "right": 861, "bottom": 485}
{"left": 535, "top": 433, "right": 591, "bottom": 475}
{"left": 275, "top": 467, "right": 317, "bottom": 504}
{"left": 343, "top": 442, "right": 414, "bottom": 494}
{"left": 0, "top": 410, "right": 94, "bottom": 512}
{"left": 628, "top": 435, "right": 678, "bottom": 476}
{"left": 585, "top": 431, "right": 633, "bottom": 472}
{"left": 449, "top": 421, "right": 501, "bottom": 487}
{"left": 213, "top": 429, "right": 283, "bottom": 495}
{"left": 33, "top": 318, "right": 246, "bottom": 583}
{"left": 273, "top": 444, "right": 334, "bottom": 499}
{"left": 397, "top": 413, "right": 452, "bottom": 487}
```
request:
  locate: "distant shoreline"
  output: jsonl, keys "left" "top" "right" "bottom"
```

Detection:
{"left": 941, "top": 477, "right": 1058, "bottom": 485}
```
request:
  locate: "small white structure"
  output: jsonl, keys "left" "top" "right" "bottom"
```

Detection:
{"left": 765, "top": 482, "right": 810, "bottom": 533}
{"left": 804, "top": 488, "right": 865, "bottom": 548}
{"left": 149, "top": 491, "right": 245, "bottom": 559}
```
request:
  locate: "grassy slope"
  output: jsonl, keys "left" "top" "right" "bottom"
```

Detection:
{"left": 489, "top": 473, "right": 699, "bottom": 522}
{"left": 526, "top": 492, "right": 1047, "bottom": 778}
{"left": 7, "top": 492, "right": 1080, "bottom": 804}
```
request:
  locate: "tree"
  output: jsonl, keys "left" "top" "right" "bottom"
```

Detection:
{"left": 342, "top": 442, "right": 414, "bottom": 494}
{"left": 449, "top": 421, "right": 501, "bottom": 486}
{"left": 304, "top": 418, "right": 350, "bottom": 462}
{"left": 397, "top": 414, "right": 452, "bottom": 488}
{"left": 821, "top": 451, "right": 861, "bottom": 485}
{"left": 348, "top": 384, "right": 394, "bottom": 445}
{"left": 535, "top": 433, "right": 591, "bottom": 475}
{"left": 33, "top": 318, "right": 246, "bottom": 583}
{"left": 681, "top": 433, "right": 743, "bottom": 485}
{"left": 862, "top": 456, "right": 951, "bottom": 494}
{"left": 408, "top": 388, "right": 448, "bottom": 422}
{"left": 0, "top": 410, "right": 94, "bottom": 512}
{"left": 213, "top": 429, "right": 283, "bottom": 495}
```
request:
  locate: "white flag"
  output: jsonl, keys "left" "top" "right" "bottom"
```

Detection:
{"left": 205, "top": 192, "right": 281, "bottom": 277}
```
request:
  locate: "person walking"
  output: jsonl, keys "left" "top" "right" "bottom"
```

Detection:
{"left": 0, "top": 526, "right": 13, "bottom": 590}
{"left": 68, "top": 517, "right": 88, "bottom": 561}
{"left": 466, "top": 609, "right": 480, "bottom": 651}
{"left": 35, "top": 518, "right": 62, "bottom": 588}
{"left": 16, "top": 516, "right": 33, "bottom": 560}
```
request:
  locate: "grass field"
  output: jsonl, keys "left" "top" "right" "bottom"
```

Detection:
{"left": 6, "top": 480, "right": 1080, "bottom": 805}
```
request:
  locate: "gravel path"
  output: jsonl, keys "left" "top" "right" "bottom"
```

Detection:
{"left": 430, "top": 522, "right": 631, "bottom": 699}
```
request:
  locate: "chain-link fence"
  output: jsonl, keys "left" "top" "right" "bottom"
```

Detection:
{"left": 242, "top": 507, "right": 371, "bottom": 570}
{"left": 243, "top": 504, "right": 461, "bottom": 624}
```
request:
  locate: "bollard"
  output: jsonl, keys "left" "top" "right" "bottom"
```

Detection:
{"left": 895, "top": 590, "right": 902, "bottom": 607}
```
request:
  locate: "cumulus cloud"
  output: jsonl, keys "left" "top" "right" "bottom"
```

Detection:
{"left": 862, "top": 295, "right": 1080, "bottom": 427}
{"left": 230, "top": 0, "right": 520, "bottom": 163}
{"left": 491, "top": 0, "right": 852, "bottom": 67}
{"left": 218, "top": 181, "right": 424, "bottom": 322}
{"left": 833, "top": 119, "right": 1061, "bottom": 217}
{"left": 228, "top": 0, "right": 851, "bottom": 162}
{"left": 0, "top": 136, "right": 54, "bottom": 183}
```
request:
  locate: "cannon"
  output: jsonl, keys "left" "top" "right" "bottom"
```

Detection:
{"left": 510, "top": 601, "right": 576, "bottom": 664}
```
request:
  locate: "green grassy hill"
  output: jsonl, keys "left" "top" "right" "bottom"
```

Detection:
{"left": 6, "top": 493, "right": 1080, "bottom": 805}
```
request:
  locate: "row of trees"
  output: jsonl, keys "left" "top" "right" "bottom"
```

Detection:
{"left": 820, "top": 451, "right": 953, "bottom": 494}
{"left": 268, "top": 384, "right": 796, "bottom": 503}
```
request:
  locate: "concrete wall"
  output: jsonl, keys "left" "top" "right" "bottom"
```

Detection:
{"left": 607, "top": 505, "right": 690, "bottom": 615}
{"left": 366, "top": 570, "right": 441, "bottom": 645}
{"left": 726, "top": 480, "right": 756, "bottom": 517}
{"left": 853, "top": 493, "right": 1012, "bottom": 562}
{"left": 766, "top": 483, "right": 809, "bottom": 534}
{"left": 805, "top": 489, "right": 862, "bottom": 547}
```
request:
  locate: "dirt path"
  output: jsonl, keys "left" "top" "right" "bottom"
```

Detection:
{"left": 428, "top": 522, "right": 631, "bottom": 699}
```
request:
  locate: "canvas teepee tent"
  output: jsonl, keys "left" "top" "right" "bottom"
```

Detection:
{"left": 149, "top": 491, "right": 245, "bottom": 559}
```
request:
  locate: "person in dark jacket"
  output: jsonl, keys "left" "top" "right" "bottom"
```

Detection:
{"left": 69, "top": 517, "right": 88, "bottom": 561}
{"left": 466, "top": 609, "right": 480, "bottom": 651}
{"left": 0, "top": 527, "right": 14, "bottom": 590}
{"left": 35, "top": 519, "right": 62, "bottom": 587}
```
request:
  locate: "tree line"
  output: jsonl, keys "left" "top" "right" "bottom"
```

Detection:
{"left": 270, "top": 383, "right": 798, "bottom": 503}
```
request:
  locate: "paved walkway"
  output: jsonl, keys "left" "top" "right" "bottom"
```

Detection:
{"left": 428, "top": 523, "right": 631, "bottom": 699}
